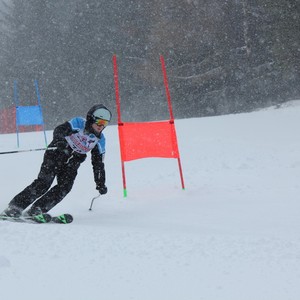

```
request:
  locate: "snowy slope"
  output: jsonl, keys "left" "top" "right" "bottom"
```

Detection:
{"left": 0, "top": 101, "right": 300, "bottom": 300}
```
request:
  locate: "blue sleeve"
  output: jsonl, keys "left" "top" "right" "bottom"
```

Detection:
{"left": 97, "top": 133, "right": 106, "bottom": 154}
{"left": 68, "top": 117, "right": 86, "bottom": 131}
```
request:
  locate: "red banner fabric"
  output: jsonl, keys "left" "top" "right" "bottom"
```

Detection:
{"left": 0, "top": 106, "right": 43, "bottom": 134}
{"left": 0, "top": 107, "right": 15, "bottom": 133}
{"left": 118, "top": 121, "right": 180, "bottom": 161}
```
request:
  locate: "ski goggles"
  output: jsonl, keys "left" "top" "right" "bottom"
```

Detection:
{"left": 94, "top": 118, "right": 109, "bottom": 127}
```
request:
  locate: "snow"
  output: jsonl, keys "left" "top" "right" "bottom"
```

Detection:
{"left": 1, "top": 101, "right": 300, "bottom": 300}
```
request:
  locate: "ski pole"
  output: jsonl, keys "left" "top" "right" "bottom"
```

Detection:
{"left": 89, "top": 194, "right": 101, "bottom": 211}
{"left": 0, "top": 147, "right": 57, "bottom": 155}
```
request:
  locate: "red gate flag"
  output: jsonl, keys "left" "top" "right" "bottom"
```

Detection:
{"left": 118, "top": 120, "right": 179, "bottom": 161}
{"left": 113, "top": 54, "right": 185, "bottom": 196}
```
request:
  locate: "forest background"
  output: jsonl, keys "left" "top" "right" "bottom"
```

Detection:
{"left": 0, "top": 0, "right": 299, "bottom": 128}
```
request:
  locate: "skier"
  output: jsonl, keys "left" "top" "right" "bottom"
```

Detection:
{"left": 1, "top": 104, "right": 112, "bottom": 218}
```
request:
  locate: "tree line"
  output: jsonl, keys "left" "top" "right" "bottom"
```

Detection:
{"left": 0, "top": 0, "right": 299, "bottom": 128}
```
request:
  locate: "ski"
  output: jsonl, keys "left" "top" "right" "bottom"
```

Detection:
{"left": 0, "top": 213, "right": 52, "bottom": 224}
{"left": 0, "top": 213, "right": 73, "bottom": 224}
{"left": 51, "top": 213, "right": 73, "bottom": 224}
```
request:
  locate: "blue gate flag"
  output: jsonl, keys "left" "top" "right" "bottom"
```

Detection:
{"left": 16, "top": 105, "right": 44, "bottom": 126}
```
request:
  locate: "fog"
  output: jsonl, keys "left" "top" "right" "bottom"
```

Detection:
{"left": 0, "top": 0, "right": 299, "bottom": 128}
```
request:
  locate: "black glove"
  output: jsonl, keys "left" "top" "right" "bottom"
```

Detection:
{"left": 96, "top": 184, "right": 108, "bottom": 195}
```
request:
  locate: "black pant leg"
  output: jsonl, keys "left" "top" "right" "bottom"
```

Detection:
{"left": 8, "top": 151, "right": 56, "bottom": 211}
{"left": 30, "top": 162, "right": 79, "bottom": 213}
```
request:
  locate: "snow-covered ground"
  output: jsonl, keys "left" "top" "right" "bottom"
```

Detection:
{"left": 0, "top": 101, "right": 300, "bottom": 300}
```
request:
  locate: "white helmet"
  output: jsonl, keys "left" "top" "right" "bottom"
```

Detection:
{"left": 92, "top": 107, "right": 112, "bottom": 121}
{"left": 87, "top": 104, "right": 112, "bottom": 124}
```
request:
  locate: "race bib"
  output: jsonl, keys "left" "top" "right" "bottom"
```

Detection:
{"left": 65, "top": 131, "right": 99, "bottom": 154}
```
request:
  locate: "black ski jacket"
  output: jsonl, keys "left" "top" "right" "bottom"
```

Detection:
{"left": 47, "top": 121, "right": 106, "bottom": 187}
